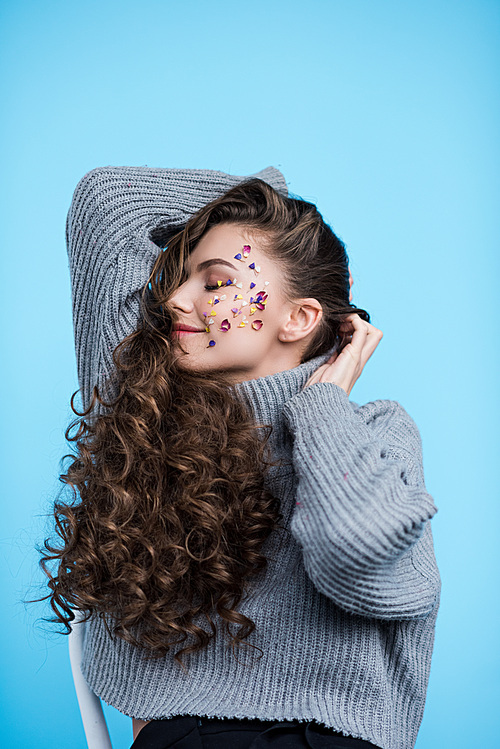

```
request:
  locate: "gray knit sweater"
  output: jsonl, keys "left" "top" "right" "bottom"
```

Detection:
{"left": 66, "top": 165, "right": 441, "bottom": 749}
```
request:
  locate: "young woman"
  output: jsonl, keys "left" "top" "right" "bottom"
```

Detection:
{"left": 41, "top": 165, "right": 441, "bottom": 749}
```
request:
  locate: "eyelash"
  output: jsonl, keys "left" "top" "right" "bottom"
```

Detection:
{"left": 204, "top": 284, "right": 220, "bottom": 291}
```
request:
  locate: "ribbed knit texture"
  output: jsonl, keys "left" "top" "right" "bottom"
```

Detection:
{"left": 66, "top": 165, "right": 441, "bottom": 749}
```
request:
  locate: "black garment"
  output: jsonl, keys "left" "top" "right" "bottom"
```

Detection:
{"left": 130, "top": 714, "right": 382, "bottom": 749}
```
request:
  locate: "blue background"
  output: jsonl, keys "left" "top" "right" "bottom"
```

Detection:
{"left": 1, "top": 1, "right": 498, "bottom": 747}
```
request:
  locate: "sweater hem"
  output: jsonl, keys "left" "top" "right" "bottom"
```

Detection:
{"left": 90, "top": 690, "right": 385, "bottom": 748}
{"left": 80, "top": 665, "right": 387, "bottom": 746}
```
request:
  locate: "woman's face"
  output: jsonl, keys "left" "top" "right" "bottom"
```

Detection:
{"left": 167, "top": 223, "right": 320, "bottom": 382}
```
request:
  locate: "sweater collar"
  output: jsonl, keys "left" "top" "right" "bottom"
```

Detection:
{"left": 230, "top": 344, "right": 338, "bottom": 432}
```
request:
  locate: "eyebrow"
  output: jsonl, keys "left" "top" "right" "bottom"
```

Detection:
{"left": 194, "top": 258, "right": 238, "bottom": 273}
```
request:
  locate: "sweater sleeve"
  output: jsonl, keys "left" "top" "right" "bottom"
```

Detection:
{"left": 282, "top": 381, "right": 441, "bottom": 620}
{"left": 65, "top": 164, "right": 288, "bottom": 418}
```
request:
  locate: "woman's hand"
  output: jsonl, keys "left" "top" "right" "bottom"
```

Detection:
{"left": 304, "top": 313, "right": 383, "bottom": 396}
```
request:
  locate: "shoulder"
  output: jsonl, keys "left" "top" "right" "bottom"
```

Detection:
{"left": 352, "top": 396, "right": 427, "bottom": 486}
{"left": 284, "top": 383, "right": 421, "bottom": 451}
{"left": 352, "top": 396, "right": 423, "bottom": 455}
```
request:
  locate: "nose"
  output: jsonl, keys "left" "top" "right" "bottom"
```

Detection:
{"left": 168, "top": 282, "right": 194, "bottom": 312}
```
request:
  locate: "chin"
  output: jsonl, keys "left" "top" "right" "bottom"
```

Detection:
{"left": 174, "top": 352, "right": 213, "bottom": 371}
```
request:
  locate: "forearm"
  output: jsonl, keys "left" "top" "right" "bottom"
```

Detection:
{"left": 284, "top": 381, "right": 440, "bottom": 618}
{"left": 65, "top": 164, "right": 287, "bottom": 415}
{"left": 66, "top": 164, "right": 287, "bottom": 262}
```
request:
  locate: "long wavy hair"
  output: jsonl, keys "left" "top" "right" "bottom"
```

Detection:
{"left": 38, "top": 177, "right": 370, "bottom": 671}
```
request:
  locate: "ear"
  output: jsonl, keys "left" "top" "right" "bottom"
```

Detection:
{"left": 348, "top": 266, "right": 353, "bottom": 302}
{"left": 278, "top": 299, "right": 323, "bottom": 342}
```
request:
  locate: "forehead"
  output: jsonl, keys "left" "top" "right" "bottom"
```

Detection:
{"left": 184, "top": 225, "right": 263, "bottom": 278}
{"left": 190, "top": 224, "right": 254, "bottom": 260}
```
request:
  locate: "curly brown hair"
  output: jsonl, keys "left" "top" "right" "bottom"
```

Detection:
{"left": 39, "top": 177, "right": 370, "bottom": 671}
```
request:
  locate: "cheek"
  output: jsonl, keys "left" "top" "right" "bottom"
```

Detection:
{"left": 203, "top": 278, "right": 270, "bottom": 346}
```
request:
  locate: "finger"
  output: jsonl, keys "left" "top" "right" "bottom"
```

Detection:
{"left": 344, "top": 315, "right": 369, "bottom": 352}
{"left": 337, "top": 317, "right": 380, "bottom": 366}
{"left": 348, "top": 325, "right": 383, "bottom": 369}
{"left": 338, "top": 313, "right": 363, "bottom": 331}
{"left": 339, "top": 315, "right": 381, "bottom": 337}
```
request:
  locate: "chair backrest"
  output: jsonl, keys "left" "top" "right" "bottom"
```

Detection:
{"left": 68, "top": 610, "right": 113, "bottom": 749}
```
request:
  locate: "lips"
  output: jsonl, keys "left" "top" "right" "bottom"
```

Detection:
{"left": 172, "top": 331, "right": 204, "bottom": 340}
{"left": 172, "top": 325, "right": 205, "bottom": 333}
{"left": 171, "top": 324, "right": 206, "bottom": 340}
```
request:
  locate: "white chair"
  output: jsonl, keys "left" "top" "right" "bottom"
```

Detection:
{"left": 68, "top": 610, "right": 113, "bottom": 749}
